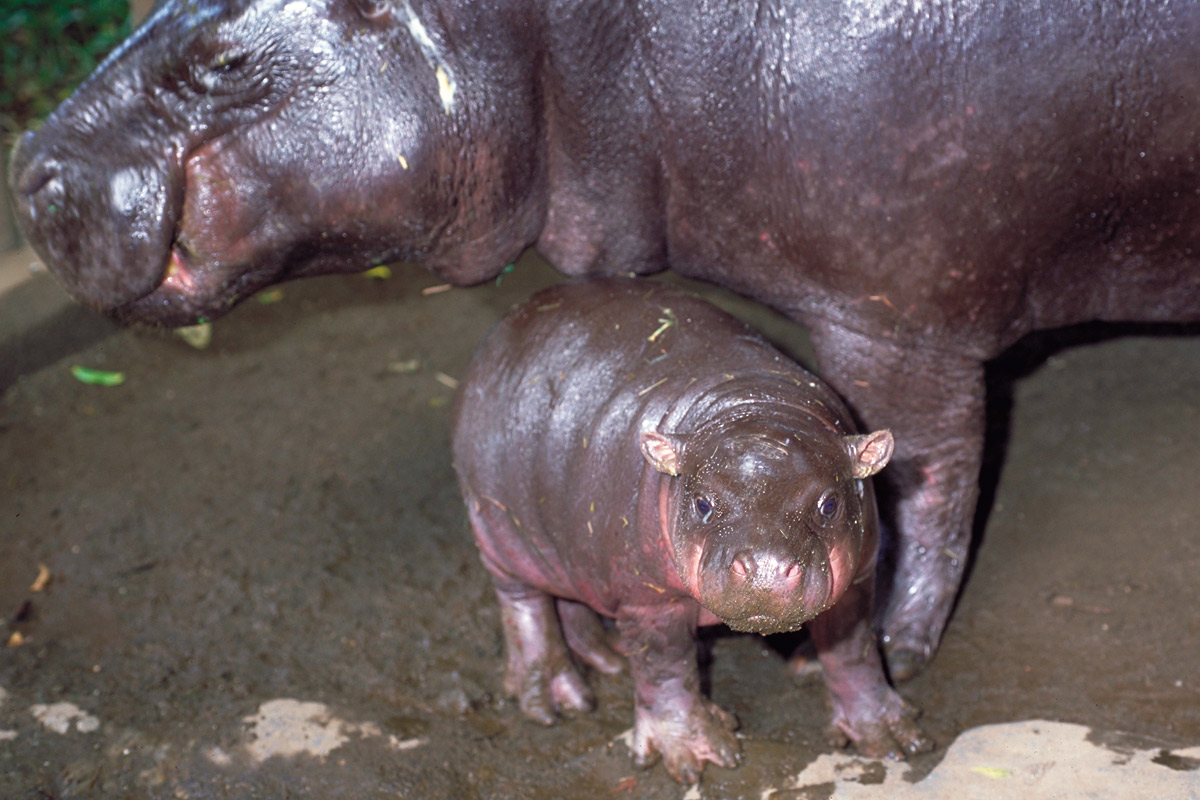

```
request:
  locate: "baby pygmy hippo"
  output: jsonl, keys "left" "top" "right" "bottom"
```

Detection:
{"left": 451, "top": 278, "right": 930, "bottom": 783}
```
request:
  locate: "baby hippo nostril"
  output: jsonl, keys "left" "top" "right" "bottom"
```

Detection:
{"left": 783, "top": 561, "right": 804, "bottom": 584}
{"left": 731, "top": 552, "right": 756, "bottom": 580}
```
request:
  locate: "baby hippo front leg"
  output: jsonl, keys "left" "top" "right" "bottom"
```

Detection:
{"left": 617, "top": 602, "right": 742, "bottom": 784}
{"left": 809, "top": 577, "right": 933, "bottom": 758}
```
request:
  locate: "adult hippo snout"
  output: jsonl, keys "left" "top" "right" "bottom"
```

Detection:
{"left": 11, "top": 118, "right": 182, "bottom": 316}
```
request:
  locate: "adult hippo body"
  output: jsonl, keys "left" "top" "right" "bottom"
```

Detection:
{"left": 10, "top": 0, "right": 1200, "bottom": 676}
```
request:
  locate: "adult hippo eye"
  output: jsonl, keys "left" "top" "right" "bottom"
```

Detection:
{"left": 817, "top": 490, "right": 839, "bottom": 520}
{"left": 694, "top": 497, "right": 714, "bottom": 523}
{"left": 210, "top": 51, "right": 248, "bottom": 74}
{"left": 350, "top": 0, "right": 392, "bottom": 19}
{"left": 195, "top": 51, "right": 251, "bottom": 93}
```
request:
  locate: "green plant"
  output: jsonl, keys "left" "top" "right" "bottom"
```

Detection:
{"left": 1, "top": 1, "right": 131, "bottom": 140}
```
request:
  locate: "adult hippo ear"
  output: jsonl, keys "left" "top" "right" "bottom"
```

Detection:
{"left": 640, "top": 431, "right": 688, "bottom": 477}
{"left": 844, "top": 430, "right": 895, "bottom": 479}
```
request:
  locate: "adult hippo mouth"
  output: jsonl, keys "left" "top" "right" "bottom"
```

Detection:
{"left": 114, "top": 136, "right": 293, "bottom": 327}
{"left": 10, "top": 126, "right": 183, "bottom": 321}
{"left": 11, "top": 124, "right": 283, "bottom": 329}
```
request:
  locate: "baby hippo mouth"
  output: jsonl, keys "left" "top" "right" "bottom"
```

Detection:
{"left": 697, "top": 540, "right": 857, "bottom": 634}
{"left": 714, "top": 589, "right": 830, "bottom": 635}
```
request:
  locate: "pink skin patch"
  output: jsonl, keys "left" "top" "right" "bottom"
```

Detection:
{"left": 161, "top": 250, "right": 198, "bottom": 295}
{"left": 658, "top": 484, "right": 724, "bottom": 626}
{"left": 823, "top": 539, "right": 856, "bottom": 608}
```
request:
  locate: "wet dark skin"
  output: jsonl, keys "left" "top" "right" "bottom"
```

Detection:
{"left": 452, "top": 279, "right": 930, "bottom": 782}
{"left": 10, "top": 0, "right": 1200, "bottom": 676}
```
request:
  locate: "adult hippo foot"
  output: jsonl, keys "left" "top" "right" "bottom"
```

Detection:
{"left": 882, "top": 640, "right": 933, "bottom": 684}
{"left": 826, "top": 687, "right": 932, "bottom": 760}
{"left": 876, "top": 527, "right": 972, "bottom": 681}
{"left": 878, "top": 544, "right": 970, "bottom": 682}
{"left": 630, "top": 698, "right": 742, "bottom": 784}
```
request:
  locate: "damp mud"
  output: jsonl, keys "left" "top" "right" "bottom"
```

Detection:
{"left": 2, "top": 252, "right": 1198, "bottom": 798}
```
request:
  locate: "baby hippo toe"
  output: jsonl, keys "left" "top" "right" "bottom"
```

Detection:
{"left": 509, "top": 661, "right": 595, "bottom": 725}
{"left": 827, "top": 690, "right": 932, "bottom": 760}
{"left": 631, "top": 699, "right": 742, "bottom": 783}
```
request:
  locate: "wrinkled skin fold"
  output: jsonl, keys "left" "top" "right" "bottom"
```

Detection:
{"left": 10, "top": 0, "right": 1200, "bottom": 676}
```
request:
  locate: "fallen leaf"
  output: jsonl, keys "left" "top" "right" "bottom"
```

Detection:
{"left": 363, "top": 265, "right": 392, "bottom": 279}
{"left": 70, "top": 365, "right": 125, "bottom": 387}
{"left": 174, "top": 322, "right": 213, "bottom": 349}
{"left": 30, "top": 563, "right": 50, "bottom": 593}
{"left": 387, "top": 359, "right": 421, "bottom": 374}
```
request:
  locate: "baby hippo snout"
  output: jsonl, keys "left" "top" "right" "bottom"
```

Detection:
{"left": 701, "top": 542, "right": 833, "bottom": 635}
{"left": 730, "top": 550, "right": 805, "bottom": 589}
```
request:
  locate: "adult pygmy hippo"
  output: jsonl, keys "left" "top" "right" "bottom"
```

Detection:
{"left": 452, "top": 279, "right": 930, "bottom": 782}
{"left": 10, "top": 0, "right": 1200, "bottom": 677}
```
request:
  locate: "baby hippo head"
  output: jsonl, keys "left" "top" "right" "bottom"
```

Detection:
{"left": 640, "top": 420, "right": 893, "bottom": 634}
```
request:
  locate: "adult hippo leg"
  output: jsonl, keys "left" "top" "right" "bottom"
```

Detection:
{"left": 808, "top": 322, "right": 987, "bottom": 681}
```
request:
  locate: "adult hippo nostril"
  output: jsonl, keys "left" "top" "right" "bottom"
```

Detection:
{"left": 15, "top": 155, "right": 60, "bottom": 201}
{"left": 8, "top": 130, "right": 182, "bottom": 315}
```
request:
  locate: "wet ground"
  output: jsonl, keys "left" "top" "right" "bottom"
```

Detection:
{"left": 1, "top": 250, "right": 1199, "bottom": 799}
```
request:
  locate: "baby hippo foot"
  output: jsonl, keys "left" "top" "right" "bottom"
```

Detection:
{"left": 505, "top": 651, "right": 595, "bottom": 726}
{"left": 630, "top": 698, "right": 742, "bottom": 784}
{"left": 492, "top": 583, "right": 596, "bottom": 726}
{"left": 826, "top": 687, "right": 932, "bottom": 759}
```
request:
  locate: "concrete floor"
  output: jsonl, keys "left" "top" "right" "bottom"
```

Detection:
{"left": 1, "top": 246, "right": 1199, "bottom": 799}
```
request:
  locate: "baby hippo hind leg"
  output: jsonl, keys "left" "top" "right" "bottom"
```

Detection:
{"left": 491, "top": 577, "right": 597, "bottom": 725}
{"left": 617, "top": 604, "right": 741, "bottom": 784}
{"left": 557, "top": 598, "right": 625, "bottom": 676}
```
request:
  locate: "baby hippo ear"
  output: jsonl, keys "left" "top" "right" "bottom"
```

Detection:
{"left": 640, "top": 431, "right": 686, "bottom": 476}
{"left": 844, "top": 429, "right": 894, "bottom": 478}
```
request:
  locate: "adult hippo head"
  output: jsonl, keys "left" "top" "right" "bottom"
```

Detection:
{"left": 9, "top": 0, "right": 546, "bottom": 326}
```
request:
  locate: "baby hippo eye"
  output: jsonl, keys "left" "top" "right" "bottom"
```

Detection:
{"left": 694, "top": 497, "right": 714, "bottom": 523}
{"left": 817, "top": 490, "right": 839, "bottom": 519}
